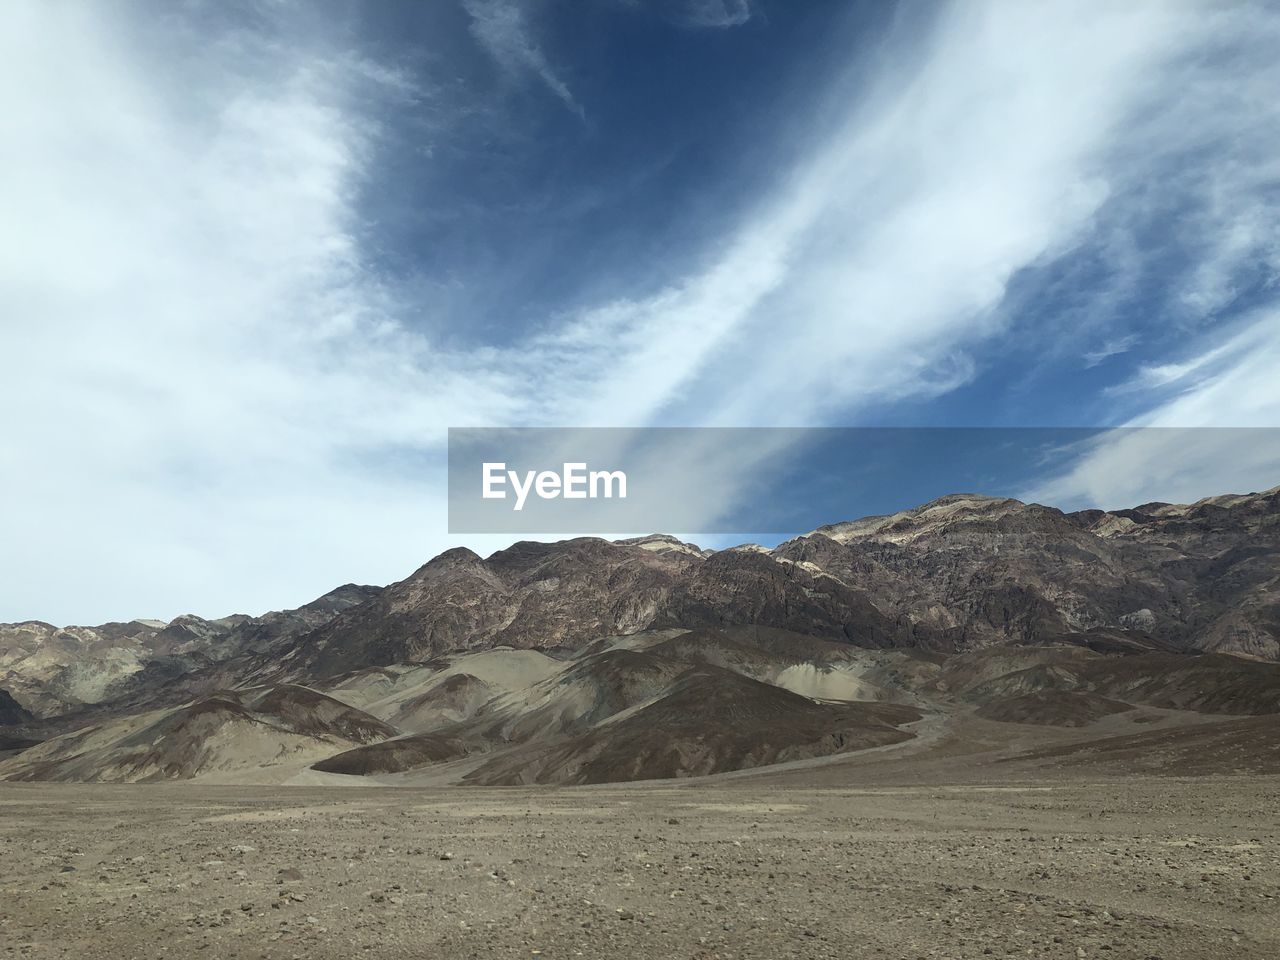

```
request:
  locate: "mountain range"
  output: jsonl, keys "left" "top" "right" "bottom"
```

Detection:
{"left": 2, "top": 486, "right": 1278, "bottom": 783}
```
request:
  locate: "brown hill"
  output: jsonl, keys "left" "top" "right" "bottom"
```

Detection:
{"left": 0, "top": 584, "right": 380, "bottom": 719}
{"left": 385, "top": 673, "right": 495, "bottom": 732}
{"left": 974, "top": 690, "right": 1134, "bottom": 726}
{"left": 957, "top": 650, "right": 1280, "bottom": 715}
{"left": 314, "top": 648, "right": 566, "bottom": 734}
{"left": 313, "top": 733, "right": 472, "bottom": 776}
{"left": 1007, "top": 714, "right": 1280, "bottom": 775}
{"left": 297, "top": 630, "right": 930, "bottom": 783}
{"left": 0, "top": 685, "right": 395, "bottom": 782}
{"left": 1081, "top": 652, "right": 1280, "bottom": 714}
{"left": 287, "top": 540, "right": 701, "bottom": 678}
{"left": 464, "top": 668, "right": 921, "bottom": 785}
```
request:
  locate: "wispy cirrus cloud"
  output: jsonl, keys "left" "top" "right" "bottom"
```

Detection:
{"left": 1026, "top": 316, "right": 1280, "bottom": 510}
{"left": 463, "top": 0, "right": 583, "bottom": 118}
{"left": 678, "top": 0, "right": 754, "bottom": 29}
{"left": 1014, "top": 3, "right": 1280, "bottom": 508}
{"left": 506, "top": 1, "right": 1203, "bottom": 428}
{"left": 1083, "top": 335, "right": 1140, "bottom": 368}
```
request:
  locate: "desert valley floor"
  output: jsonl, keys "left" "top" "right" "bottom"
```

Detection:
{"left": 4, "top": 721, "right": 1278, "bottom": 960}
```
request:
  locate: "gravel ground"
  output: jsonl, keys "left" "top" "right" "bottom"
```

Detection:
{"left": 2, "top": 776, "right": 1278, "bottom": 959}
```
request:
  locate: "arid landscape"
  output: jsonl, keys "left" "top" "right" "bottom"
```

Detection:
{"left": 3, "top": 488, "right": 1280, "bottom": 957}
{"left": 4, "top": 770, "right": 1278, "bottom": 959}
{"left": 9, "top": 0, "right": 1280, "bottom": 954}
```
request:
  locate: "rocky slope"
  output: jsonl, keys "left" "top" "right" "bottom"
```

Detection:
{"left": 0, "top": 684, "right": 395, "bottom": 783}
{"left": 461, "top": 669, "right": 921, "bottom": 785}
{"left": 255, "top": 484, "right": 1280, "bottom": 679}
{"left": 4, "top": 622, "right": 1280, "bottom": 783}
{"left": 0, "top": 584, "right": 381, "bottom": 718}
{"left": 3, "top": 484, "right": 1280, "bottom": 785}
{"left": 0, "top": 688, "right": 33, "bottom": 725}
{"left": 278, "top": 540, "right": 701, "bottom": 679}
{"left": 780, "top": 487, "right": 1280, "bottom": 657}
{"left": 6, "top": 486, "right": 1276, "bottom": 725}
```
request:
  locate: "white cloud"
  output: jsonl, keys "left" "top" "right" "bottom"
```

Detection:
{"left": 0, "top": 1, "right": 523, "bottom": 622}
{"left": 507, "top": 0, "right": 1200, "bottom": 428}
{"left": 463, "top": 0, "right": 583, "bottom": 118}
{"left": 678, "top": 1, "right": 753, "bottom": 29}
{"left": 1013, "top": 3, "right": 1280, "bottom": 510}
{"left": 1083, "top": 335, "right": 1139, "bottom": 368}
{"left": 1025, "top": 315, "right": 1280, "bottom": 509}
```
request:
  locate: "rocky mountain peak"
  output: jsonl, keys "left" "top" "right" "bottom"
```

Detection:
{"left": 804, "top": 493, "right": 1050, "bottom": 546}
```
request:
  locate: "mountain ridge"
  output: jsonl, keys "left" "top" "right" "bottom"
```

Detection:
{"left": 2, "top": 483, "right": 1280, "bottom": 785}
{"left": 3, "top": 484, "right": 1278, "bottom": 731}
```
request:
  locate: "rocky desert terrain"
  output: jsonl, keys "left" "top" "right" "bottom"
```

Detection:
{"left": 3, "top": 767, "right": 1278, "bottom": 959}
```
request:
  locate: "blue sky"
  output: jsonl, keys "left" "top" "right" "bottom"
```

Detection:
{"left": 2, "top": 0, "right": 1279, "bottom": 623}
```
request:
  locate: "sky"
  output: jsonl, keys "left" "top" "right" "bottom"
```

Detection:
{"left": 2, "top": 0, "right": 1279, "bottom": 624}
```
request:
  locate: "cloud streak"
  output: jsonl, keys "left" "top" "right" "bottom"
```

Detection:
{"left": 1025, "top": 316, "right": 1280, "bottom": 509}
{"left": 463, "top": 0, "right": 583, "bottom": 117}
{"left": 1014, "top": 2, "right": 1280, "bottom": 508}
{"left": 502, "top": 1, "right": 1199, "bottom": 426}
{"left": 678, "top": 1, "right": 754, "bottom": 29}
